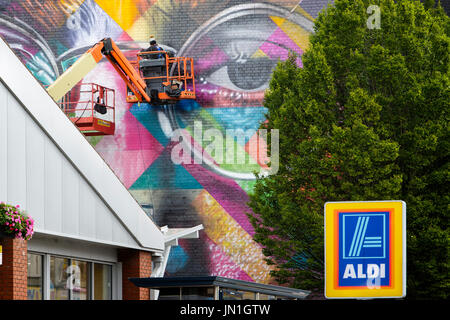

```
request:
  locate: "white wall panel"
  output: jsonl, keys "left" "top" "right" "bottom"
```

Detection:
{"left": 0, "top": 38, "right": 163, "bottom": 252}
{"left": 28, "top": 236, "right": 117, "bottom": 263}
{"left": 7, "top": 92, "right": 26, "bottom": 208}
{"left": 26, "top": 114, "right": 45, "bottom": 228}
{"left": 0, "top": 83, "right": 7, "bottom": 200}
{"left": 95, "top": 197, "right": 113, "bottom": 242}
{"left": 78, "top": 177, "right": 96, "bottom": 239}
{"left": 44, "top": 138, "right": 62, "bottom": 232}
{"left": 61, "top": 158, "right": 79, "bottom": 235}
{"left": 112, "top": 215, "right": 137, "bottom": 246}
{"left": 1, "top": 83, "right": 145, "bottom": 249}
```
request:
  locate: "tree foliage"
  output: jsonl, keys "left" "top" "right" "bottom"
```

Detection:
{"left": 247, "top": 0, "right": 449, "bottom": 299}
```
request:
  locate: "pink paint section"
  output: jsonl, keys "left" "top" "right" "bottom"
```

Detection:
{"left": 90, "top": 51, "right": 164, "bottom": 188}
{"left": 245, "top": 132, "right": 269, "bottom": 169}
{"left": 182, "top": 163, "right": 255, "bottom": 236}
{"left": 116, "top": 30, "right": 134, "bottom": 42}
{"left": 260, "top": 27, "right": 304, "bottom": 67}
{"left": 96, "top": 111, "right": 164, "bottom": 188}
{"left": 195, "top": 46, "right": 229, "bottom": 73}
{"left": 201, "top": 234, "right": 254, "bottom": 281}
{"left": 122, "top": 110, "right": 163, "bottom": 151}
{"left": 267, "top": 27, "right": 304, "bottom": 55}
{"left": 96, "top": 148, "right": 159, "bottom": 188}
{"left": 82, "top": 59, "right": 129, "bottom": 122}
{"left": 115, "top": 31, "right": 142, "bottom": 59}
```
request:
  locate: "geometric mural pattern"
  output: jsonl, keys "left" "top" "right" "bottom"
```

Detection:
{"left": 0, "top": 0, "right": 332, "bottom": 284}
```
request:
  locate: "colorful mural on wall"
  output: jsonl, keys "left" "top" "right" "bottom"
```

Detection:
{"left": 0, "top": 0, "right": 331, "bottom": 284}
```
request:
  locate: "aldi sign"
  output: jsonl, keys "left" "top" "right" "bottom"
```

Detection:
{"left": 325, "top": 201, "right": 406, "bottom": 299}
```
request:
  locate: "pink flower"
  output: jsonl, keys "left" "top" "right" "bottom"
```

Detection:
{"left": 15, "top": 205, "right": 20, "bottom": 208}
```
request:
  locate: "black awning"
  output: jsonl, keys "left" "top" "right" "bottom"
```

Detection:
{"left": 129, "top": 276, "right": 310, "bottom": 299}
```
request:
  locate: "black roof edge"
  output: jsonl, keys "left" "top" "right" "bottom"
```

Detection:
{"left": 129, "top": 276, "right": 310, "bottom": 299}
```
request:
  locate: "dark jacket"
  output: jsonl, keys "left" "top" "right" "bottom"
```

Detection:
{"left": 140, "top": 44, "right": 163, "bottom": 59}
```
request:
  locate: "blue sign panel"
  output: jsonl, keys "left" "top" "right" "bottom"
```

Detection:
{"left": 338, "top": 211, "right": 391, "bottom": 288}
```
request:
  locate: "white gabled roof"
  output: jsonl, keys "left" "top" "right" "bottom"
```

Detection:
{"left": 0, "top": 36, "right": 164, "bottom": 252}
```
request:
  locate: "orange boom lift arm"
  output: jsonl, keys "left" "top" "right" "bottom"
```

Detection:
{"left": 100, "top": 38, "right": 150, "bottom": 103}
{"left": 47, "top": 37, "right": 195, "bottom": 105}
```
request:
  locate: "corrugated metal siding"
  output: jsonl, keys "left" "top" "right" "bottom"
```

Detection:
{"left": 0, "top": 80, "right": 140, "bottom": 249}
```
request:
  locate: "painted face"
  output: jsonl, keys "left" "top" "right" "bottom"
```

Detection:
{"left": 0, "top": 0, "right": 318, "bottom": 284}
{"left": 157, "top": 3, "right": 313, "bottom": 180}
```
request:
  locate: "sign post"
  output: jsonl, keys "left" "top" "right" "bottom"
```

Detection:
{"left": 324, "top": 201, "right": 406, "bottom": 299}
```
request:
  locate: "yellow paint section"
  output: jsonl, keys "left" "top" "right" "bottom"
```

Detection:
{"left": 47, "top": 53, "right": 99, "bottom": 101}
{"left": 127, "top": 4, "right": 163, "bottom": 41}
{"left": 324, "top": 201, "right": 406, "bottom": 299}
{"left": 94, "top": 0, "right": 154, "bottom": 32}
{"left": 295, "top": 6, "right": 315, "bottom": 22}
{"left": 270, "top": 15, "right": 311, "bottom": 51}
{"left": 280, "top": 19, "right": 311, "bottom": 51}
{"left": 193, "top": 190, "right": 274, "bottom": 284}
{"left": 251, "top": 49, "right": 268, "bottom": 59}
{"left": 270, "top": 16, "right": 286, "bottom": 27}
{"left": 59, "top": 0, "right": 86, "bottom": 16}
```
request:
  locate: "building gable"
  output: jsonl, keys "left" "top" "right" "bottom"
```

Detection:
{"left": 0, "top": 37, "right": 164, "bottom": 252}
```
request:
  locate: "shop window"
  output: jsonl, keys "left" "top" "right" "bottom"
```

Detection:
{"left": 69, "top": 260, "right": 90, "bottom": 300}
{"left": 158, "top": 287, "right": 181, "bottom": 300}
{"left": 258, "top": 294, "right": 285, "bottom": 300}
{"left": 181, "top": 287, "right": 215, "bottom": 300}
{"left": 94, "top": 263, "right": 112, "bottom": 300}
{"left": 220, "top": 288, "right": 255, "bottom": 300}
{"left": 27, "top": 253, "right": 43, "bottom": 300}
{"left": 32, "top": 254, "right": 113, "bottom": 300}
{"left": 50, "top": 256, "right": 70, "bottom": 300}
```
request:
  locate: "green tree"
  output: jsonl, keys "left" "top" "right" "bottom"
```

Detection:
{"left": 247, "top": 0, "right": 449, "bottom": 299}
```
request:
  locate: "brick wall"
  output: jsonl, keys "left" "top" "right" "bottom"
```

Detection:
{"left": 0, "top": 237, "right": 28, "bottom": 300}
{"left": 118, "top": 249, "right": 152, "bottom": 300}
{"left": 0, "top": 0, "right": 326, "bottom": 283}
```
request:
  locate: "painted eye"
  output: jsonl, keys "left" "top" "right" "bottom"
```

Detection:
{"left": 0, "top": 15, "right": 58, "bottom": 86}
{"left": 162, "top": 3, "right": 313, "bottom": 179}
{"left": 205, "top": 57, "right": 276, "bottom": 92}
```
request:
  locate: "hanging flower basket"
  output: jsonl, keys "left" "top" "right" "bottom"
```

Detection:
{"left": 0, "top": 202, "right": 34, "bottom": 240}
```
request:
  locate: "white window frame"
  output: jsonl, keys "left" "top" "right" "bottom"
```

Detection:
{"left": 27, "top": 251, "right": 117, "bottom": 300}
